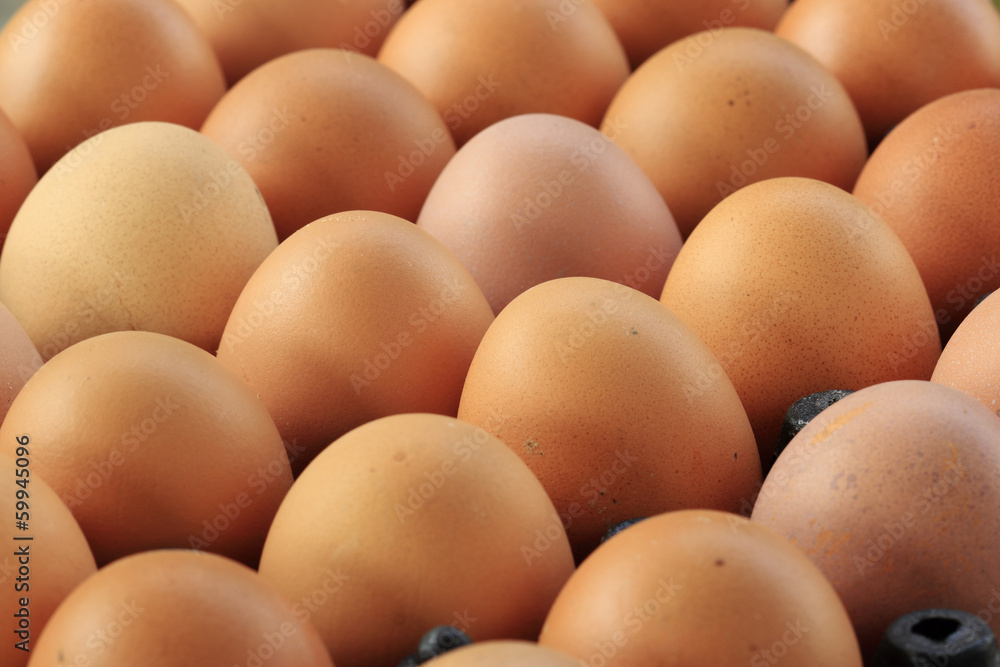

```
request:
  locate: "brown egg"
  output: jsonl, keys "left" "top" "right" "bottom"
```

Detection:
{"left": 0, "top": 331, "right": 292, "bottom": 567}
{"left": 0, "top": 107, "right": 36, "bottom": 248}
{"left": 377, "top": 0, "right": 629, "bottom": 146}
{"left": 591, "top": 0, "right": 788, "bottom": 69}
{"left": 417, "top": 113, "right": 682, "bottom": 314}
{"left": 0, "top": 301, "right": 41, "bottom": 426}
{"left": 173, "top": 0, "right": 405, "bottom": 86}
{"left": 1, "top": 455, "right": 96, "bottom": 667}
{"left": 853, "top": 89, "right": 1000, "bottom": 337}
{"left": 217, "top": 211, "right": 494, "bottom": 470}
{"left": 776, "top": 0, "right": 1000, "bottom": 144}
{"left": 27, "top": 549, "right": 334, "bottom": 667}
{"left": 601, "top": 27, "right": 867, "bottom": 238}
{"left": 0, "top": 0, "right": 225, "bottom": 173}
{"left": 201, "top": 49, "right": 454, "bottom": 240}
{"left": 932, "top": 291, "right": 1000, "bottom": 416}
{"left": 751, "top": 380, "right": 1000, "bottom": 658}
{"left": 425, "top": 641, "right": 581, "bottom": 667}
{"left": 0, "top": 121, "right": 277, "bottom": 360}
{"left": 539, "top": 510, "right": 862, "bottom": 667}
{"left": 258, "top": 413, "right": 575, "bottom": 667}
{"left": 660, "top": 178, "right": 940, "bottom": 462}
{"left": 457, "top": 277, "right": 762, "bottom": 560}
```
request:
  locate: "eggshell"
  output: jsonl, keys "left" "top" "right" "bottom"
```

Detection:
{"left": 591, "top": 0, "right": 788, "bottom": 68}
{"left": 457, "top": 277, "right": 762, "bottom": 560}
{"left": 201, "top": 49, "right": 455, "bottom": 240}
{"left": 660, "top": 177, "right": 940, "bottom": 461}
{"left": 27, "top": 550, "right": 334, "bottom": 667}
{"left": 0, "top": 301, "right": 41, "bottom": 426}
{"left": 752, "top": 380, "right": 1000, "bottom": 658}
{"left": 0, "top": 107, "right": 36, "bottom": 248}
{"left": 424, "top": 641, "right": 582, "bottom": 667}
{"left": 853, "top": 89, "right": 1000, "bottom": 336}
{"left": 0, "top": 121, "right": 278, "bottom": 360}
{"left": 217, "top": 211, "right": 494, "bottom": 470}
{"left": 776, "top": 0, "right": 1000, "bottom": 144}
{"left": 0, "top": 0, "right": 225, "bottom": 173}
{"left": 1, "top": 454, "right": 96, "bottom": 667}
{"left": 602, "top": 27, "right": 867, "bottom": 237}
{"left": 0, "top": 331, "right": 293, "bottom": 567}
{"left": 377, "top": 0, "right": 629, "bottom": 146}
{"left": 173, "top": 0, "right": 405, "bottom": 85}
{"left": 258, "top": 413, "right": 575, "bottom": 667}
{"left": 932, "top": 291, "right": 1000, "bottom": 415}
{"left": 417, "top": 113, "right": 682, "bottom": 314}
{"left": 539, "top": 510, "right": 862, "bottom": 667}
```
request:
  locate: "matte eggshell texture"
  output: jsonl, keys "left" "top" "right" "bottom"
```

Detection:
{"left": 853, "top": 89, "right": 1000, "bottom": 336}
{"left": 417, "top": 113, "right": 682, "bottom": 314}
{"left": 458, "top": 277, "right": 762, "bottom": 560}
{"left": 660, "top": 177, "right": 940, "bottom": 461}
{"left": 377, "top": 0, "right": 630, "bottom": 146}
{"left": 539, "top": 510, "right": 862, "bottom": 667}
{"left": 932, "top": 290, "right": 1000, "bottom": 416}
{"left": 0, "top": 121, "right": 278, "bottom": 360}
{"left": 0, "top": 0, "right": 225, "bottom": 174}
{"left": 0, "top": 108, "right": 36, "bottom": 247}
{"left": 752, "top": 380, "right": 1000, "bottom": 658}
{"left": 602, "top": 27, "right": 867, "bottom": 238}
{"left": 27, "top": 550, "right": 334, "bottom": 667}
{"left": 0, "top": 301, "right": 41, "bottom": 425}
{"left": 259, "top": 414, "right": 575, "bottom": 667}
{"left": 776, "top": 0, "right": 1000, "bottom": 143}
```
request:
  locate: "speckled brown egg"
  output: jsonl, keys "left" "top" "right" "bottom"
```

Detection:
{"left": 0, "top": 0, "right": 225, "bottom": 173}
{"left": 457, "top": 277, "right": 762, "bottom": 561}
{"left": 539, "top": 510, "right": 862, "bottom": 667}
{"left": 0, "top": 121, "right": 277, "bottom": 360}
{"left": 0, "top": 107, "right": 36, "bottom": 249}
{"left": 417, "top": 113, "right": 682, "bottom": 314}
{"left": 377, "top": 0, "right": 629, "bottom": 146}
{"left": 751, "top": 380, "right": 1000, "bottom": 659}
{"left": 201, "top": 49, "right": 454, "bottom": 240}
{"left": 776, "top": 0, "right": 1000, "bottom": 144}
{"left": 660, "top": 177, "right": 940, "bottom": 463}
{"left": 853, "top": 89, "right": 1000, "bottom": 338}
{"left": 932, "top": 291, "right": 1000, "bottom": 416}
{"left": 217, "top": 211, "right": 494, "bottom": 471}
{"left": 0, "top": 301, "right": 41, "bottom": 426}
{"left": 602, "top": 27, "right": 867, "bottom": 238}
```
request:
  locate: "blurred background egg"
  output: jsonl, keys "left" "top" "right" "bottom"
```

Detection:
{"left": 776, "top": 0, "right": 1000, "bottom": 145}
{"left": 377, "top": 0, "right": 629, "bottom": 146}
{"left": 932, "top": 291, "right": 1000, "bottom": 415}
{"left": 0, "top": 107, "right": 35, "bottom": 248}
{"left": 417, "top": 113, "right": 682, "bottom": 314}
{"left": 752, "top": 380, "right": 1000, "bottom": 659}
{"left": 660, "top": 178, "right": 940, "bottom": 462}
{"left": 603, "top": 27, "right": 867, "bottom": 238}
{"left": 0, "top": 301, "right": 40, "bottom": 426}
{"left": 0, "top": 0, "right": 225, "bottom": 173}
{"left": 201, "top": 49, "right": 454, "bottom": 240}
{"left": 258, "top": 413, "right": 575, "bottom": 667}
{"left": 0, "top": 121, "right": 277, "bottom": 359}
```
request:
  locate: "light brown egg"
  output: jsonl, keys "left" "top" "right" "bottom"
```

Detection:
{"left": 258, "top": 413, "right": 575, "bottom": 667}
{"left": 0, "top": 121, "right": 277, "bottom": 360}
{"left": 217, "top": 211, "right": 494, "bottom": 471}
{"left": 417, "top": 113, "right": 682, "bottom": 314}
{"left": 0, "top": 302, "right": 41, "bottom": 426}
{"left": 751, "top": 380, "right": 1000, "bottom": 659}
{"left": 591, "top": 0, "right": 788, "bottom": 69}
{"left": 602, "top": 27, "right": 867, "bottom": 238}
{"left": 0, "top": 0, "right": 225, "bottom": 173}
{"left": 0, "top": 331, "right": 292, "bottom": 567}
{"left": 853, "top": 89, "right": 1000, "bottom": 337}
{"left": 425, "top": 641, "right": 581, "bottom": 667}
{"left": 932, "top": 291, "right": 1000, "bottom": 416}
{"left": 173, "top": 0, "right": 405, "bottom": 86}
{"left": 1, "top": 454, "right": 96, "bottom": 667}
{"left": 776, "top": 0, "right": 1000, "bottom": 144}
{"left": 660, "top": 178, "right": 940, "bottom": 462}
{"left": 0, "top": 107, "right": 36, "bottom": 248}
{"left": 377, "top": 0, "right": 629, "bottom": 146}
{"left": 457, "top": 277, "right": 762, "bottom": 560}
{"left": 201, "top": 49, "right": 454, "bottom": 240}
{"left": 539, "top": 510, "right": 862, "bottom": 667}
{"left": 27, "top": 550, "right": 334, "bottom": 667}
